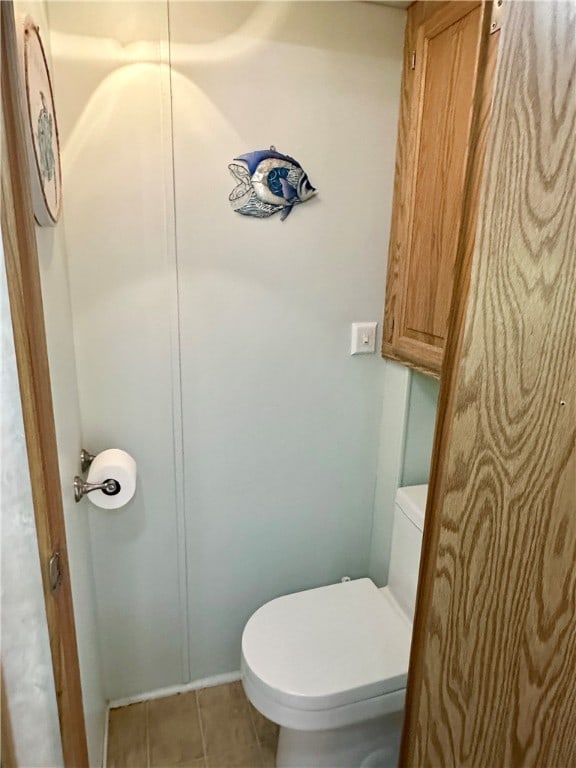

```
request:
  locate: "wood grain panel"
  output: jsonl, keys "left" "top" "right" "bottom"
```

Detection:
{"left": 383, "top": 1, "right": 494, "bottom": 376}
{"left": 401, "top": 1, "right": 576, "bottom": 765}
{"left": 404, "top": 4, "right": 482, "bottom": 344}
{"left": 1, "top": 2, "right": 88, "bottom": 765}
{"left": 382, "top": 1, "right": 445, "bottom": 352}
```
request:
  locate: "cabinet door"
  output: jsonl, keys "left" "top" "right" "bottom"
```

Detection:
{"left": 382, "top": 1, "right": 489, "bottom": 375}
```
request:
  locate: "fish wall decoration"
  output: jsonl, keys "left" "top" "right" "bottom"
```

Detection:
{"left": 228, "top": 146, "right": 317, "bottom": 221}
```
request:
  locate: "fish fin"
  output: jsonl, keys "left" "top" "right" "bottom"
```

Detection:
{"left": 280, "top": 204, "right": 294, "bottom": 222}
{"left": 279, "top": 178, "right": 298, "bottom": 202}
{"left": 235, "top": 190, "right": 282, "bottom": 218}
{"left": 228, "top": 163, "right": 250, "bottom": 182}
{"left": 234, "top": 149, "right": 302, "bottom": 175}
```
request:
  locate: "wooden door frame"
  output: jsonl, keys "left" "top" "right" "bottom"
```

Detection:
{"left": 1, "top": 2, "right": 88, "bottom": 765}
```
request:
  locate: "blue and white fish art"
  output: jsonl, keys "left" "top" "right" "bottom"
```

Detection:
{"left": 228, "top": 146, "right": 317, "bottom": 221}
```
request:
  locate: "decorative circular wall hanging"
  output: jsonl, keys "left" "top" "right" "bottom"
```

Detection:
{"left": 22, "top": 17, "right": 62, "bottom": 226}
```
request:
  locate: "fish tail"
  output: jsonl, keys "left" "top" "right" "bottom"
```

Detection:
{"left": 228, "top": 162, "right": 253, "bottom": 203}
{"left": 229, "top": 180, "right": 252, "bottom": 203}
{"left": 228, "top": 163, "right": 250, "bottom": 182}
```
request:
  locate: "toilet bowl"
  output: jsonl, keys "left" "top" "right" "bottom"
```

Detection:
{"left": 241, "top": 484, "right": 427, "bottom": 768}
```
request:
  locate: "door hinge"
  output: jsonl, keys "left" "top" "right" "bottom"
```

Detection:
{"left": 410, "top": 50, "right": 416, "bottom": 70}
{"left": 490, "top": 0, "right": 504, "bottom": 33}
{"left": 48, "top": 551, "right": 63, "bottom": 593}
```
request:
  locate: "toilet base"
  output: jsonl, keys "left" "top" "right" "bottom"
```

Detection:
{"left": 275, "top": 710, "right": 404, "bottom": 768}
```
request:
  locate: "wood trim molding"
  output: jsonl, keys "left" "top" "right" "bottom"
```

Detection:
{"left": 1, "top": 3, "right": 89, "bottom": 766}
{"left": 401, "top": 0, "right": 576, "bottom": 763}
{"left": 380, "top": 344, "right": 441, "bottom": 380}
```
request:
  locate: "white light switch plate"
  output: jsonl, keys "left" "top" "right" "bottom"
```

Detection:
{"left": 351, "top": 322, "right": 377, "bottom": 355}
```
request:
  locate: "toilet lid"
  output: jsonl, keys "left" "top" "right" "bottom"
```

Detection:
{"left": 241, "top": 579, "right": 412, "bottom": 712}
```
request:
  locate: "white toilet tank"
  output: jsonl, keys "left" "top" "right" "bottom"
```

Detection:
{"left": 388, "top": 485, "right": 428, "bottom": 620}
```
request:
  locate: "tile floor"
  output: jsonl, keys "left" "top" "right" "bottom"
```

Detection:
{"left": 107, "top": 681, "right": 279, "bottom": 768}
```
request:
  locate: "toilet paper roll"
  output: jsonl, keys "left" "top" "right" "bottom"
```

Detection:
{"left": 86, "top": 449, "right": 137, "bottom": 509}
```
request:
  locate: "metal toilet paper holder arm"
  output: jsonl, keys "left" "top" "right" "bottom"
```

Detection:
{"left": 74, "top": 476, "right": 120, "bottom": 503}
{"left": 74, "top": 448, "right": 120, "bottom": 503}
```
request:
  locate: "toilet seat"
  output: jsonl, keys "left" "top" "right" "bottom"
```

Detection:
{"left": 241, "top": 579, "right": 412, "bottom": 731}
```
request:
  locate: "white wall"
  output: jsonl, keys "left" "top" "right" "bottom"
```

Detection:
{"left": 49, "top": 0, "right": 405, "bottom": 698}
{"left": 369, "top": 366, "right": 439, "bottom": 585}
{"left": 402, "top": 372, "right": 439, "bottom": 486}
{"left": 48, "top": 1, "right": 187, "bottom": 700}
{"left": 170, "top": 1, "right": 405, "bottom": 678}
{"left": 12, "top": 2, "right": 107, "bottom": 763}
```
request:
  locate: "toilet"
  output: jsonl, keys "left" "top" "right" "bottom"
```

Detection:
{"left": 241, "top": 484, "right": 427, "bottom": 768}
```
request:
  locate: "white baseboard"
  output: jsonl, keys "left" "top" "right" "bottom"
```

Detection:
{"left": 108, "top": 670, "right": 242, "bottom": 710}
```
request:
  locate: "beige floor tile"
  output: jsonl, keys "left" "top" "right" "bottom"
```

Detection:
{"left": 198, "top": 682, "right": 258, "bottom": 758}
{"left": 205, "top": 744, "right": 263, "bottom": 768}
{"left": 247, "top": 704, "right": 279, "bottom": 751}
{"left": 148, "top": 692, "right": 204, "bottom": 767}
{"left": 258, "top": 742, "right": 276, "bottom": 768}
{"left": 107, "top": 702, "right": 148, "bottom": 768}
{"left": 197, "top": 681, "right": 246, "bottom": 708}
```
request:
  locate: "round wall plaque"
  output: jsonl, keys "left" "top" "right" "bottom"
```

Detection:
{"left": 22, "top": 17, "right": 62, "bottom": 226}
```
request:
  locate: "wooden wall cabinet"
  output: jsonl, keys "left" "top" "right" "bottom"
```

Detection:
{"left": 382, "top": 1, "right": 499, "bottom": 377}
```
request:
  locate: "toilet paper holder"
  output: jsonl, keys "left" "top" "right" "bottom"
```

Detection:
{"left": 74, "top": 448, "right": 120, "bottom": 503}
{"left": 80, "top": 448, "right": 96, "bottom": 473}
{"left": 74, "top": 476, "right": 120, "bottom": 503}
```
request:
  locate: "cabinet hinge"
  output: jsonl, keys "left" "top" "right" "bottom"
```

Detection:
{"left": 490, "top": 0, "right": 504, "bottom": 34}
{"left": 410, "top": 50, "right": 416, "bottom": 70}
